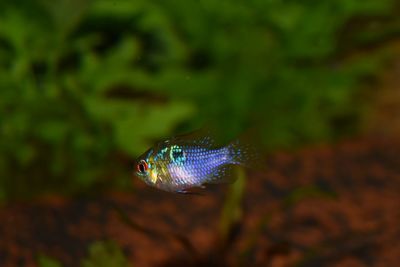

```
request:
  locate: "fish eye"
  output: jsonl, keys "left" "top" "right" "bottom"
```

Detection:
{"left": 137, "top": 160, "right": 148, "bottom": 173}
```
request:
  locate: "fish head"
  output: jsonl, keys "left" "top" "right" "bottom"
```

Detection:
{"left": 134, "top": 142, "right": 173, "bottom": 188}
{"left": 135, "top": 148, "right": 159, "bottom": 186}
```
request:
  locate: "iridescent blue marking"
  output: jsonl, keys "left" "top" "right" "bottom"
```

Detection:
{"left": 154, "top": 147, "right": 168, "bottom": 161}
{"left": 170, "top": 145, "right": 186, "bottom": 166}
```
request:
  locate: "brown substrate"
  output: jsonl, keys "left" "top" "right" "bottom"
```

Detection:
{"left": 0, "top": 138, "right": 399, "bottom": 267}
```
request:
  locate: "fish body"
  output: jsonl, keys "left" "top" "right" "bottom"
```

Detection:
{"left": 134, "top": 135, "right": 251, "bottom": 193}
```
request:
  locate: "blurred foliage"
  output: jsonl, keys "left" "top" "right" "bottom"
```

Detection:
{"left": 218, "top": 167, "right": 245, "bottom": 249}
{"left": 36, "top": 241, "right": 130, "bottom": 267}
{"left": 81, "top": 240, "right": 130, "bottom": 267}
{"left": 37, "top": 254, "right": 63, "bottom": 267}
{"left": 0, "top": 0, "right": 399, "bottom": 199}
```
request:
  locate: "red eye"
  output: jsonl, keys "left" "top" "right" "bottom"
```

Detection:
{"left": 137, "top": 160, "right": 148, "bottom": 173}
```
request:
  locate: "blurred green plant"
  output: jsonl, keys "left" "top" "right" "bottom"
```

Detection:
{"left": 37, "top": 254, "right": 63, "bottom": 267}
{"left": 81, "top": 240, "right": 131, "bottom": 267}
{"left": 0, "top": 0, "right": 398, "bottom": 199}
{"left": 218, "top": 166, "right": 246, "bottom": 250}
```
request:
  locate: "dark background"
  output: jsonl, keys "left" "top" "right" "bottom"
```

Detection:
{"left": 0, "top": 0, "right": 400, "bottom": 266}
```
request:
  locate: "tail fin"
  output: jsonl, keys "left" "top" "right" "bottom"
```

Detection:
{"left": 227, "top": 139, "right": 260, "bottom": 167}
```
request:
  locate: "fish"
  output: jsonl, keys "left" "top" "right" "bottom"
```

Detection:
{"left": 134, "top": 134, "right": 255, "bottom": 193}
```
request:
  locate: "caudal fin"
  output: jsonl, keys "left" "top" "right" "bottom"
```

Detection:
{"left": 227, "top": 139, "right": 260, "bottom": 167}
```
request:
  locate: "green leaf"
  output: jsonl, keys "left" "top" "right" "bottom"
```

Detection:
{"left": 81, "top": 240, "right": 131, "bottom": 267}
{"left": 37, "top": 254, "right": 63, "bottom": 267}
{"left": 219, "top": 167, "right": 246, "bottom": 247}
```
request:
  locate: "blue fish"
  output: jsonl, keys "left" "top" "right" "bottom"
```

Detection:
{"left": 134, "top": 134, "right": 254, "bottom": 193}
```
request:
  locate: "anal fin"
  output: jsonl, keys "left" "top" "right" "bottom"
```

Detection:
{"left": 176, "top": 185, "right": 206, "bottom": 195}
{"left": 204, "top": 164, "right": 240, "bottom": 184}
